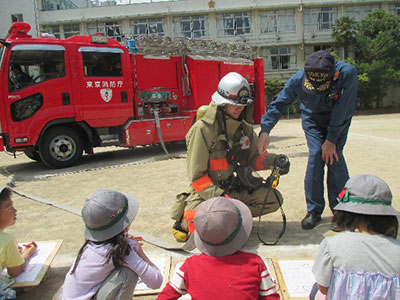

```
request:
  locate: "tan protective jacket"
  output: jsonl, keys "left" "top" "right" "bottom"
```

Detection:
{"left": 185, "top": 102, "right": 276, "bottom": 201}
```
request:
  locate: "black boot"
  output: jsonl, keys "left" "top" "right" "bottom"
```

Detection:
{"left": 301, "top": 211, "right": 321, "bottom": 230}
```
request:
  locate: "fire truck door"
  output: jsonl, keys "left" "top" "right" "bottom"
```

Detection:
{"left": 4, "top": 44, "right": 73, "bottom": 148}
{"left": 78, "top": 47, "right": 131, "bottom": 127}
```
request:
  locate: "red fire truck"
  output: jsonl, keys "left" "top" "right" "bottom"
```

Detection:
{"left": 0, "top": 22, "right": 265, "bottom": 168}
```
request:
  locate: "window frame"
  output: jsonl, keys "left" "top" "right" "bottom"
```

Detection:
{"left": 63, "top": 24, "right": 80, "bottom": 38}
{"left": 130, "top": 18, "right": 165, "bottom": 38}
{"left": 11, "top": 14, "right": 23, "bottom": 23}
{"left": 217, "top": 12, "right": 252, "bottom": 37}
{"left": 40, "top": 25, "right": 61, "bottom": 39}
{"left": 88, "top": 21, "right": 123, "bottom": 42}
{"left": 260, "top": 9, "right": 296, "bottom": 34}
{"left": 173, "top": 15, "right": 209, "bottom": 39}
{"left": 344, "top": 4, "right": 381, "bottom": 22}
{"left": 304, "top": 7, "right": 338, "bottom": 32}
{"left": 389, "top": 3, "right": 400, "bottom": 17}
{"left": 262, "top": 46, "right": 297, "bottom": 71}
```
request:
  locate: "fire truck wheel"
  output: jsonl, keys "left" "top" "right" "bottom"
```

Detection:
{"left": 39, "top": 127, "right": 83, "bottom": 168}
{"left": 24, "top": 149, "right": 41, "bottom": 162}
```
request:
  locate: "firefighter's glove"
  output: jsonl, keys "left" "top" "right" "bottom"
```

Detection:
{"left": 275, "top": 154, "right": 290, "bottom": 175}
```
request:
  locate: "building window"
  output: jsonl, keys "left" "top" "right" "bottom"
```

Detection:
{"left": 345, "top": 4, "right": 381, "bottom": 22}
{"left": 389, "top": 4, "right": 400, "bottom": 17}
{"left": 312, "top": 45, "right": 333, "bottom": 53}
{"left": 217, "top": 12, "right": 251, "bottom": 37}
{"left": 64, "top": 24, "right": 80, "bottom": 38}
{"left": 305, "top": 45, "right": 334, "bottom": 58}
{"left": 304, "top": 7, "right": 338, "bottom": 32}
{"left": 41, "top": 0, "right": 78, "bottom": 11}
{"left": 40, "top": 25, "right": 61, "bottom": 39}
{"left": 262, "top": 47, "right": 296, "bottom": 71}
{"left": 260, "top": 9, "right": 295, "bottom": 34}
{"left": 130, "top": 18, "right": 165, "bottom": 38}
{"left": 11, "top": 14, "right": 23, "bottom": 23}
{"left": 88, "top": 21, "right": 123, "bottom": 42}
{"left": 173, "top": 15, "right": 209, "bottom": 39}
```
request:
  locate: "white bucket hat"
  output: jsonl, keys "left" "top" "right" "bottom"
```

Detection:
{"left": 82, "top": 189, "right": 139, "bottom": 242}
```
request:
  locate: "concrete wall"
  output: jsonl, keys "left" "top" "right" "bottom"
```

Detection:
{"left": 384, "top": 86, "right": 400, "bottom": 108}
{"left": 0, "top": 0, "right": 38, "bottom": 38}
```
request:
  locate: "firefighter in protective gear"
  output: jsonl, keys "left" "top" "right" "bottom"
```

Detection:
{"left": 171, "top": 72, "right": 290, "bottom": 242}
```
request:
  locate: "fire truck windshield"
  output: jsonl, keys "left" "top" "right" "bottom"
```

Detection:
{"left": 8, "top": 44, "right": 65, "bottom": 93}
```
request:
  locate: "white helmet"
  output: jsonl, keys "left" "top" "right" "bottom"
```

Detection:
{"left": 212, "top": 72, "right": 254, "bottom": 106}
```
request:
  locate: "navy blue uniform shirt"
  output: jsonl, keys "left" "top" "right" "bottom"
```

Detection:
{"left": 261, "top": 60, "right": 358, "bottom": 144}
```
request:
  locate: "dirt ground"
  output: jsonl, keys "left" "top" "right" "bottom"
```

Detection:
{"left": 0, "top": 113, "right": 399, "bottom": 299}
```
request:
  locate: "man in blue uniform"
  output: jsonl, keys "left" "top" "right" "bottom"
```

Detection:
{"left": 257, "top": 51, "right": 358, "bottom": 230}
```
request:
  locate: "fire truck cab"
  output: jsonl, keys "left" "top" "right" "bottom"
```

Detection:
{"left": 0, "top": 22, "right": 265, "bottom": 168}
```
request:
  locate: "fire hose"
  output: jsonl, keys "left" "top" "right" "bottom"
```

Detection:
{"left": 153, "top": 109, "right": 171, "bottom": 157}
{"left": 256, "top": 154, "right": 290, "bottom": 245}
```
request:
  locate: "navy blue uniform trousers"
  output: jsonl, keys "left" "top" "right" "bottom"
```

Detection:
{"left": 302, "top": 112, "right": 351, "bottom": 214}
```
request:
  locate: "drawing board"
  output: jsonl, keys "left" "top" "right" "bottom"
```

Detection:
{"left": 133, "top": 255, "right": 171, "bottom": 296}
{"left": 1, "top": 240, "right": 63, "bottom": 288}
{"left": 269, "top": 258, "right": 315, "bottom": 300}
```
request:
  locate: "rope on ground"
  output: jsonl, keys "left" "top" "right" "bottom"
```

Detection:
{"left": 11, "top": 186, "right": 195, "bottom": 252}
{"left": 272, "top": 142, "right": 307, "bottom": 150}
{"left": 11, "top": 188, "right": 82, "bottom": 216}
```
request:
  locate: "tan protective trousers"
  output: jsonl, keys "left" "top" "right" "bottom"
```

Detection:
{"left": 171, "top": 186, "right": 283, "bottom": 233}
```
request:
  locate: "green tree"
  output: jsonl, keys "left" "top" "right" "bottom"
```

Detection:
{"left": 331, "top": 16, "right": 357, "bottom": 59}
{"left": 332, "top": 10, "right": 400, "bottom": 109}
{"left": 355, "top": 10, "right": 400, "bottom": 108}
{"left": 264, "top": 78, "right": 283, "bottom": 105}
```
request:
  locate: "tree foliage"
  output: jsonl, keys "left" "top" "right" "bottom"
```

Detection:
{"left": 331, "top": 16, "right": 357, "bottom": 59}
{"left": 332, "top": 10, "right": 400, "bottom": 109}
{"left": 264, "top": 78, "right": 283, "bottom": 105}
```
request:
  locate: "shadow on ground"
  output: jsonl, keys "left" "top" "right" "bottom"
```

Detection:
{"left": 246, "top": 217, "right": 332, "bottom": 249}
{"left": 16, "top": 265, "right": 69, "bottom": 300}
{"left": 1, "top": 142, "right": 187, "bottom": 182}
{"left": 269, "top": 135, "right": 300, "bottom": 144}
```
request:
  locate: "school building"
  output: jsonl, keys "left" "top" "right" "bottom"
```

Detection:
{"left": 1, "top": 0, "right": 400, "bottom": 106}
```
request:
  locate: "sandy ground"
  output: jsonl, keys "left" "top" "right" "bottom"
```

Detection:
{"left": 0, "top": 113, "right": 399, "bottom": 299}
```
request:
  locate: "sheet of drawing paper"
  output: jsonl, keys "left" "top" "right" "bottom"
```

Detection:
{"left": 135, "top": 256, "right": 167, "bottom": 290}
{"left": 277, "top": 260, "right": 315, "bottom": 298}
{"left": 5, "top": 241, "right": 59, "bottom": 283}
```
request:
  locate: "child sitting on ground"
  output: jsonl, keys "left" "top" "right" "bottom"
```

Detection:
{"left": 0, "top": 186, "right": 37, "bottom": 299}
{"left": 311, "top": 174, "right": 400, "bottom": 300}
{"left": 63, "top": 189, "right": 163, "bottom": 300}
{"left": 157, "top": 196, "right": 280, "bottom": 300}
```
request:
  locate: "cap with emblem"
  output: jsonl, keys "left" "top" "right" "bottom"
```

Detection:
{"left": 82, "top": 189, "right": 139, "bottom": 242}
{"left": 302, "top": 50, "right": 335, "bottom": 95}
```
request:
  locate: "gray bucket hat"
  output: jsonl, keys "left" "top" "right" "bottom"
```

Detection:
{"left": 82, "top": 189, "right": 139, "bottom": 242}
{"left": 193, "top": 196, "right": 252, "bottom": 257}
{"left": 335, "top": 174, "right": 399, "bottom": 216}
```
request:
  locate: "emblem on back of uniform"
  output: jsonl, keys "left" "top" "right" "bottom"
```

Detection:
{"left": 238, "top": 88, "right": 249, "bottom": 97}
{"left": 239, "top": 135, "right": 250, "bottom": 150}
{"left": 100, "top": 88, "right": 113, "bottom": 102}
